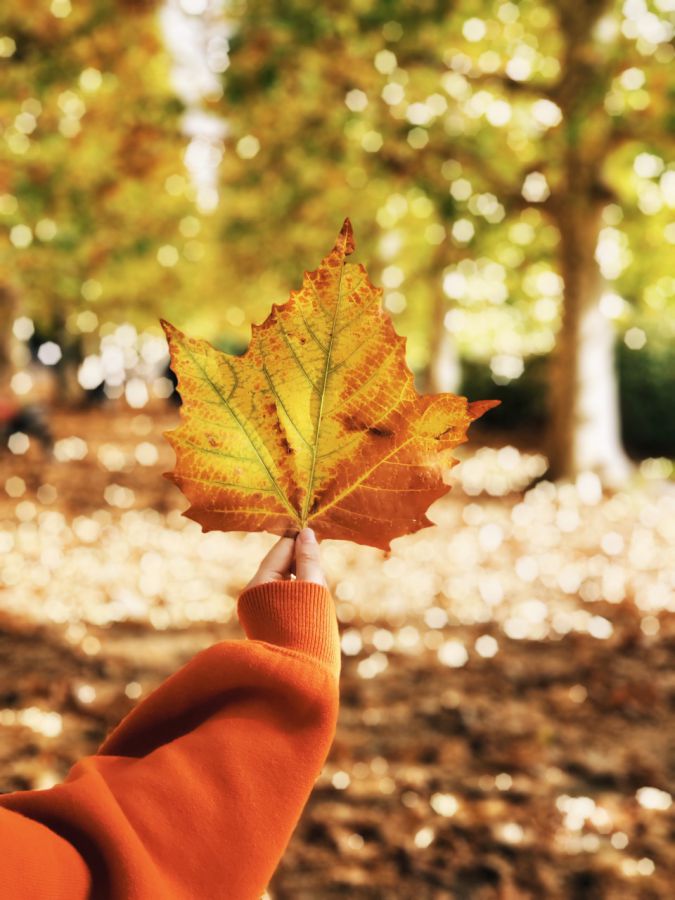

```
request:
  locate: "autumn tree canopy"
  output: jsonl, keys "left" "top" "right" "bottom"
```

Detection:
{"left": 213, "top": 0, "right": 675, "bottom": 478}
{"left": 0, "top": 0, "right": 197, "bottom": 357}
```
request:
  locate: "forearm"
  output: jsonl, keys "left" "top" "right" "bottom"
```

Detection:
{"left": 0, "top": 581, "right": 340, "bottom": 900}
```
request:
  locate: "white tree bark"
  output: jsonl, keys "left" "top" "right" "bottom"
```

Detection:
{"left": 549, "top": 199, "right": 633, "bottom": 486}
{"left": 574, "top": 298, "right": 632, "bottom": 486}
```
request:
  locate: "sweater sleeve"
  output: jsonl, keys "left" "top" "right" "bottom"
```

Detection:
{"left": 0, "top": 580, "right": 340, "bottom": 900}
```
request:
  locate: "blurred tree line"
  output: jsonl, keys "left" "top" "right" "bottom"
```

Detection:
{"left": 1, "top": 0, "right": 674, "bottom": 480}
{"left": 0, "top": 0, "right": 200, "bottom": 369}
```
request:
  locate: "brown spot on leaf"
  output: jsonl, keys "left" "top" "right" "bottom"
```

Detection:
{"left": 340, "top": 413, "right": 393, "bottom": 437}
{"left": 367, "top": 425, "right": 394, "bottom": 438}
{"left": 280, "top": 434, "right": 294, "bottom": 455}
{"left": 340, "top": 413, "right": 367, "bottom": 432}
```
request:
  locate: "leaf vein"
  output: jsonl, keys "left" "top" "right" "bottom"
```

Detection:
{"left": 180, "top": 339, "right": 297, "bottom": 520}
{"left": 261, "top": 362, "right": 313, "bottom": 450}
{"left": 277, "top": 318, "right": 321, "bottom": 394}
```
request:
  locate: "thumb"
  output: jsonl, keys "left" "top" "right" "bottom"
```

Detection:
{"left": 294, "top": 528, "right": 326, "bottom": 586}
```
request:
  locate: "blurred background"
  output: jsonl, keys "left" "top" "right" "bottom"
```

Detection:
{"left": 1, "top": 1, "right": 674, "bottom": 897}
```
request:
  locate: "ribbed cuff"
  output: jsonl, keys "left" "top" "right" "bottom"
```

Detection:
{"left": 238, "top": 580, "right": 340, "bottom": 677}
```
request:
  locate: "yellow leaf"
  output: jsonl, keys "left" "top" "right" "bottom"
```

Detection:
{"left": 162, "top": 220, "right": 497, "bottom": 549}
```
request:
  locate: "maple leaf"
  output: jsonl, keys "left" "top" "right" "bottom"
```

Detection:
{"left": 161, "top": 220, "right": 498, "bottom": 550}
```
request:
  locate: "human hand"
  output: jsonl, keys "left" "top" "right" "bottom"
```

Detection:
{"left": 245, "top": 528, "right": 327, "bottom": 590}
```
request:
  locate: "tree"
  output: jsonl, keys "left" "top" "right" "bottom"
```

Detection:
{"left": 0, "top": 0, "right": 197, "bottom": 382}
{"left": 213, "top": 0, "right": 675, "bottom": 480}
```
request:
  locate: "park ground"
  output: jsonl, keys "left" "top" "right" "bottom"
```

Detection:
{"left": 0, "top": 404, "right": 673, "bottom": 899}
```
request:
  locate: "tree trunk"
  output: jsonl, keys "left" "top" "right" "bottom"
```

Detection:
{"left": 0, "top": 284, "right": 17, "bottom": 382}
{"left": 548, "top": 201, "right": 631, "bottom": 483}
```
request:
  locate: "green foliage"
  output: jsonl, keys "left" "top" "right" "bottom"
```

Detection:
{"left": 619, "top": 331, "right": 675, "bottom": 458}
{"left": 460, "top": 356, "right": 549, "bottom": 431}
{"left": 0, "top": 0, "right": 197, "bottom": 344}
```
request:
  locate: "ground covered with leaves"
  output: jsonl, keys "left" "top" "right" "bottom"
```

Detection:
{"left": 0, "top": 405, "right": 673, "bottom": 899}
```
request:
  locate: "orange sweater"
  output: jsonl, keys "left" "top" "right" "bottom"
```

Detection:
{"left": 0, "top": 580, "right": 340, "bottom": 899}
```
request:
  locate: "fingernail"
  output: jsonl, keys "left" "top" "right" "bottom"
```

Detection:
{"left": 300, "top": 527, "right": 316, "bottom": 543}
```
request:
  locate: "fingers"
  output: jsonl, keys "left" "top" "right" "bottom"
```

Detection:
{"left": 244, "top": 528, "right": 327, "bottom": 590}
{"left": 294, "top": 527, "right": 327, "bottom": 587}
{"left": 245, "top": 535, "right": 295, "bottom": 589}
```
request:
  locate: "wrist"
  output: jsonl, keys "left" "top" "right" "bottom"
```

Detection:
{"left": 238, "top": 580, "right": 340, "bottom": 676}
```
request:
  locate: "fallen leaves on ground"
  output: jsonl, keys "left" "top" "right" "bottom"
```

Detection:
{"left": 0, "top": 407, "right": 674, "bottom": 899}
